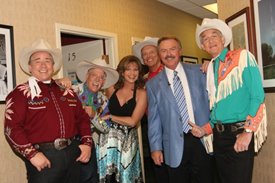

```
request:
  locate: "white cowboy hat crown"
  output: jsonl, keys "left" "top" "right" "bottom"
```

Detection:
{"left": 19, "top": 39, "right": 62, "bottom": 75}
{"left": 76, "top": 58, "right": 119, "bottom": 89}
{"left": 195, "top": 18, "right": 232, "bottom": 49}
{"left": 132, "top": 37, "right": 159, "bottom": 64}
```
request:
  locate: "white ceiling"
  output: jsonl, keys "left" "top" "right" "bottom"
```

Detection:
{"left": 158, "top": 0, "right": 218, "bottom": 19}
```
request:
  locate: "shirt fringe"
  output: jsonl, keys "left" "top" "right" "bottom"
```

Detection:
{"left": 216, "top": 50, "right": 257, "bottom": 103}
{"left": 254, "top": 104, "right": 267, "bottom": 153}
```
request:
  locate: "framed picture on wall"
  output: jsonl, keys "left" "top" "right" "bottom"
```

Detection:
{"left": 0, "top": 24, "right": 15, "bottom": 103}
{"left": 131, "top": 37, "right": 143, "bottom": 46}
{"left": 251, "top": 0, "right": 275, "bottom": 92}
{"left": 202, "top": 58, "right": 211, "bottom": 63}
{"left": 225, "top": 7, "right": 252, "bottom": 51}
{"left": 181, "top": 55, "right": 198, "bottom": 64}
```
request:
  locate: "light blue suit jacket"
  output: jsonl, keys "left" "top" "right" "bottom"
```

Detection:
{"left": 146, "top": 62, "right": 210, "bottom": 168}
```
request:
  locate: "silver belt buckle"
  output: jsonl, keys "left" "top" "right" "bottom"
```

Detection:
{"left": 231, "top": 125, "right": 238, "bottom": 132}
{"left": 54, "top": 138, "right": 71, "bottom": 150}
{"left": 216, "top": 121, "right": 224, "bottom": 133}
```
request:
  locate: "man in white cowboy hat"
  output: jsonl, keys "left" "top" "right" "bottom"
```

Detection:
{"left": 72, "top": 57, "right": 119, "bottom": 183}
{"left": 132, "top": 37, "right": 168, "bottom": 183}
{"left": 133, "top": 37, "right": 164, "bottom": 81}
{"left": 4, "top": 39, "right": 93, "bottom": 183}
{"left": 193, "top": 18, "right": 267, "bottom": 183}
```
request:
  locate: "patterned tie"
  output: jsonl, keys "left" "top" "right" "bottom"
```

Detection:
{"left": 173, "top": 70, "right": 191, "bottom": 133}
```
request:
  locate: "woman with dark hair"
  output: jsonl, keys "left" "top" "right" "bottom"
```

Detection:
{"left": 98, "top": 55, "right": 147, "bottom": 183}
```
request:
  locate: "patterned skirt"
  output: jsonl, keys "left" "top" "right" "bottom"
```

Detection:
{"left": 96, "top": 125, "right": 142, "bottom": 183}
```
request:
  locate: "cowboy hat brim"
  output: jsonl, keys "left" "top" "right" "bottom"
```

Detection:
{"left": 132, "top": 37, "right": 158, "bottom": 64}
{"left": 19, "top": 39, "right": 62, "bottom": 75}
{"left": 76, "top": 59, "right": 119, "bottom": 89}
{"left": 196, "top": 18, "right": 232, "bottom": 49}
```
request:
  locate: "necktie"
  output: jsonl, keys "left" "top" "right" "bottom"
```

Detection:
{"left": 173, "top": 71, "right": 191, "bottom": 133}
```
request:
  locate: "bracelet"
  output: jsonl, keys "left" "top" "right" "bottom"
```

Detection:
{"left": 109, "top": 114, "right": 112, "bottom": 120}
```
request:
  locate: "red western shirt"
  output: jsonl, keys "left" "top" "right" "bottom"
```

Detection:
{"left": 145, "top": 64, "right": 164, "bottom": 82}
{"left": 4, "top": 80, "right": 92, "bottom": 160}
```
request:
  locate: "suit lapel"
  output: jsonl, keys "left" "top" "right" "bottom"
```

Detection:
{"left": 159, "top": 70, "right": 174, "bottom": 99}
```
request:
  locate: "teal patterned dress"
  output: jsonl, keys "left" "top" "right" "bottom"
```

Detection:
{"left": 98, "top": 89, "right": 142, "bottom": 183}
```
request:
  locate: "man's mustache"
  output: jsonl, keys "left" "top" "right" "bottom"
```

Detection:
{"left": 165, "top": 55, "right": 176, "bottom": 60}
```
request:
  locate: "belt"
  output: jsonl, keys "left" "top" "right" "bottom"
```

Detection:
{"left": 34, "top": 138, "right": 74, "bottom": 151}
{"left": 215, "top": 121, "right": 245, "bottom": 133}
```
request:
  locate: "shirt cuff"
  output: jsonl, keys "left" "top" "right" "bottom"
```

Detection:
{"left": 245, "top": 103, "right": 265, "bottom": 132}
{"left": 202, "top": 122, "right": 212, "bottom": 135}
{"left": 21, "top": 145, "right": 39, "bottom": 160}
{"left": 80, "top": 136, "right": 93, "bottom": 147}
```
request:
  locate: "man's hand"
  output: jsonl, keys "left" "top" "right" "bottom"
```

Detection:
{"left": 151, "top": 150, "right": 164, "bottom": 166}
{"left": 200, "top": 61, "right": 210, "bottom": 73}
{"left": 83, "top": 106, "right": 96, "bottom": 118}
{"left": 76, "top": 144, "right": 91, "bottom": 163}
{"left": 188, "top": 121, "right": 206, "bottom": 138}
{"left": 30, "top": 152, "right": 51, "bottom": 172}
{"left": 234, "top": 132, "right": 253, "bottom": 152}
{"left": 55, "top": 77, "right": 72, "bottom": 89}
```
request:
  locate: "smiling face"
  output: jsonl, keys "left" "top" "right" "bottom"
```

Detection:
{"left": 28, "top": 51, "right": 54, "bottom": 81}
{"left": 200, "top": 29, "right": 225, "bottom": 58}
{"left": 122, "top": 62, "right": 139, "bottom": 84}
{"left": 158, "top": 38, "right": 181, "bottom": 70}
{"left": 141, "top": 45, "right": 160, "bottom": 69}
{"left": 115, "top": 55, "right": 144, "bottom": 89}
{"left": 86, "top": 68, "right": 106, "bottom": 93}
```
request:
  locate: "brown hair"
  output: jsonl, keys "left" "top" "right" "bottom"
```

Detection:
{"left": 114, "top": 55, "right": 145, "bottom": 90}
{"left": 157, "top": 36, "right": 182, "bottom": 49}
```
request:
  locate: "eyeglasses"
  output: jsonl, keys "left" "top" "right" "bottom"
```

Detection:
{"left": 201, "top": 34, "right": 221, "bottom": 44}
